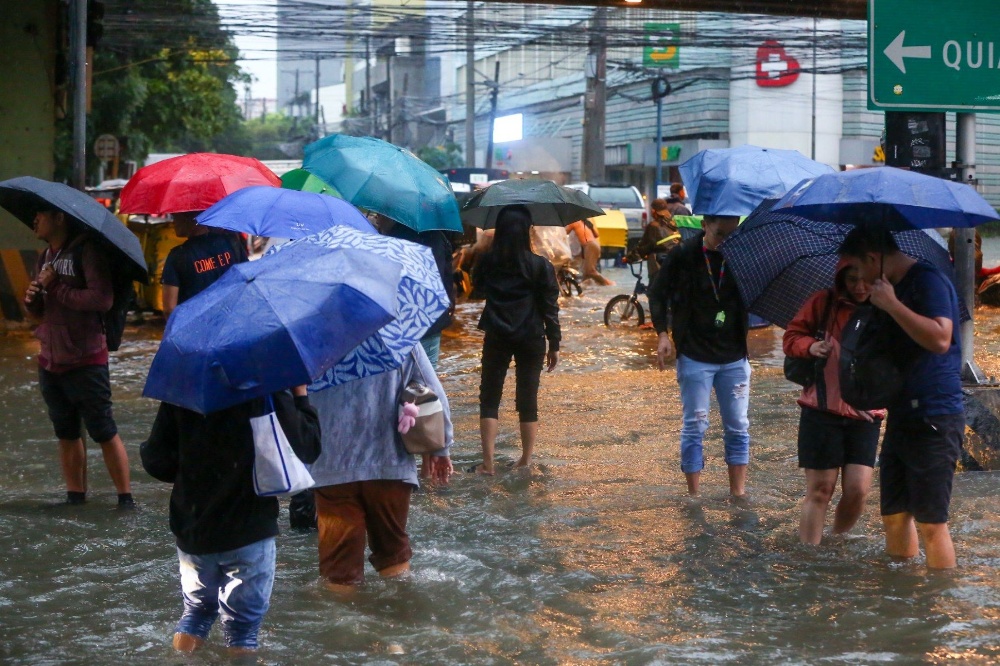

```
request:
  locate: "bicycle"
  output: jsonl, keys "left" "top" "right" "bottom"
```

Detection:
{"left": 603, "top": 259, "right": 647, "bottom": 328}
{"left": 557, "top": 264, "right": 583, "bottom": 297}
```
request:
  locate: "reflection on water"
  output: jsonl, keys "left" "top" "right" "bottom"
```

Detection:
{"left": 1, "top": 266, "right": 1000, "bottom": 663}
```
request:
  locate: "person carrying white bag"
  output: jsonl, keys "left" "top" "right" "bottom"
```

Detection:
{"left": 140, "top": 385, "right": 321, "bottom": 654}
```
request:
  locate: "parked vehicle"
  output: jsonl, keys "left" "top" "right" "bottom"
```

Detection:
{"left": 565, "top": 182, "right": 647, "bottom": 248}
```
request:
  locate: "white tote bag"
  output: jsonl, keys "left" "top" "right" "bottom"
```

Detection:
{"left": 250, "top": 396, "right": 315, "bottom": 497}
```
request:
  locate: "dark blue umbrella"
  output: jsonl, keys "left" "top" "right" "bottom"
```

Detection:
{"left": 195, "top": 186, "right": 375, "bottom": 238}
{"left": 719, "top": 208, "right": 965, "bottom": 329}
{"left": 772, "top": 167, "right": 1000, "bottom": 230}
{"left": 143, "top": 242, "right": 401, "bottom": 414}
{"left": 0, "top": 176, "right": 148, "bottom": 283}
{"left": 679, "top": 145, "right": 835, "bottom": 217}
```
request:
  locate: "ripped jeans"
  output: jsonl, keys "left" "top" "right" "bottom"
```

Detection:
{"left": 675, "top": 355, "right": 751, "bottom": 474}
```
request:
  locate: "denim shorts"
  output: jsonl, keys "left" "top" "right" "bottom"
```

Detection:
{"left": 175, "top": 538, "right": 276, "bottom": 649}
{"left": 38, "top": 365, "right": 117, "bottom": 443}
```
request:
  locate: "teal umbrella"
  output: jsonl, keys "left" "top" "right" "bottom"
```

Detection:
{"left": 459, "top": 179, "right": 605, "bottom": 229}
{"left": 303, "top": 134, "right": 462, "bottom": 233}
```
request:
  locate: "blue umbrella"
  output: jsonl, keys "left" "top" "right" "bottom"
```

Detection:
{"left": 679, "top": 145, "right": 835, "bottom": 217}
{"left": 267, "top": 225, "right": 450, "bottom": 390}
{"left": 719, "top": 207, "right": 966, "bottom": 329}
{"left": 772, "top": 166, "right": 1000, "bottom": 230}
{"left": 303, "top": 134, "right": 463, "bottom": 233}
{"left": 143, "top": 242, "right": 402, "bottom": 414}
{"left": 0, "top": 176, "right": 148, "bottom": 283}
{"left": 195, "top": 186, "right": 375, "bottom": 238}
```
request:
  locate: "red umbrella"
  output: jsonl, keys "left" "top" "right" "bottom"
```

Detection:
{"left": 119, "top": 153, "right": 281, "bottom": 215}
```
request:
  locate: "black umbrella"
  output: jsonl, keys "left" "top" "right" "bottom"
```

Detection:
{"left": 459, "top": 179, "right": 605, "bottom": 229}
{"left": 719, "top": 208, "right": 965, "bottom": 329}
{"left": 0, "top": 177, "right": 148, "bottom": 283}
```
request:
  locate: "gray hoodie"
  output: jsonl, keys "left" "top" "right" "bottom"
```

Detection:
{"left": 307, "top": 345, "right": 453, "bottom": 488}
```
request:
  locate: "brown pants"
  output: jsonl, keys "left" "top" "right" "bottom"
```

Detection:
{"left": 314, "top": 480, "right": 413, "bottom": 585}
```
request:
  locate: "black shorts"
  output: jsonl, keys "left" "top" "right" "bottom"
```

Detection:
{"left": 797, "top": 407, "right": 881, "bottom": 470}
{"left": 38, "top": 365, "right": 118, "bottom": 443}
{"left": 880, "top": 412, "right": 964, "bottom": 524}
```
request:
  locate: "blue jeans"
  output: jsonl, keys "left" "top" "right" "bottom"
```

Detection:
{"left": 175, "top": 538, "right": 276, "bottom": 649}
{"left": 420, "top": 334, "right": 441, "bottom": 369}
{"left": 676, "top": 355, "right": 751, "bottom": 474}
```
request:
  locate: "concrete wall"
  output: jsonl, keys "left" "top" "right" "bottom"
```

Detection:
{"left": 0, "top": 0, "right": 59, "bottom": 250}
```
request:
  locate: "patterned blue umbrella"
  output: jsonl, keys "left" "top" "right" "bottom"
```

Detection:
{"left": 267, "top": 225, "right": 450, "bottom": 390}
{"left": 679, "top": 145, "right": 835, "bottom": 217}
{"left": 143, "top": 241, "right": 401, "bottom": 413}
{"left": 719, "top": 208, "right": 963, "bottom": 329}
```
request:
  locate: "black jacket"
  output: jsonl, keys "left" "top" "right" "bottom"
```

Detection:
{"left": 648, "top": 232, "right": 749, "bottom": 356}
{"left": 141, "top": 392, "right": 321, "bottom": 555}
{"left": 386, "top": 225, "right": 455, "bottom": 337}
{"left": 473, "top": 252, "right": 561, "bottom": 351}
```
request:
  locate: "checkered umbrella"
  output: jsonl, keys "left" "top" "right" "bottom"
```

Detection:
{"left": 719, "top": 208, "right": 962, "bottom": 329}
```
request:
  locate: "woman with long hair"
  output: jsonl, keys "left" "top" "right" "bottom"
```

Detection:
{"left": 470, "top": 205, "right": 561, "bottom": 475}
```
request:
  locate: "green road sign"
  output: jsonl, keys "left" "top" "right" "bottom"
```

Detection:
{"left": 644, "top": 23, "right": 680, "bottom": 69}
{"left": 869, "top": 0, "right": 1000, "bottom": 112}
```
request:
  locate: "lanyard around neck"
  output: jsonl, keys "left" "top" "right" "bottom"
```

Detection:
{"left": 702, "top": 245, "right": 726, "bottom": 303}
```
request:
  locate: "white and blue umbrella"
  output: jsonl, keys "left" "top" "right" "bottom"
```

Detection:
{"left": 268, "top": 225, "right": 450, "bottom": 390}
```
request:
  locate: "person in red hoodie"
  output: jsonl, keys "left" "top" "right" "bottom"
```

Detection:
{"left": 24, "top": 210, "right": 133, "bottom": 507}
{"left": 783, "top": 261, "right": 883, "bottom": 545}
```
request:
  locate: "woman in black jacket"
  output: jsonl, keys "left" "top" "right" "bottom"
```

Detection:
{"left": 470, "top": 205, "right": 561, "bottom": 475}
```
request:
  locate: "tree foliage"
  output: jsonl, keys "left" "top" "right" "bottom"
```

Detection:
{"left": 55, "top": 0, "right": 249, "bottom": 182}
{"left": 415, "top": 141, "right": 465, "bottom": 170}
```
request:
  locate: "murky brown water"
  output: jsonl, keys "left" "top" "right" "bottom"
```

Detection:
{"left": 1, "top": 265, "right": 1000, "bottom": 664}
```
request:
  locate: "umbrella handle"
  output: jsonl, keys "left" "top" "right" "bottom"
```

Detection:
{"left": 210, "top": 361, "right": 260, "bottom": 391}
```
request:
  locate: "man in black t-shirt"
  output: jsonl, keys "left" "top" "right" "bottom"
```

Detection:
{"left": 648, "top": 215, "right": 751, "bottom": 497}
{"left": 161, "top": 212, "right": 248, "bottom": 318}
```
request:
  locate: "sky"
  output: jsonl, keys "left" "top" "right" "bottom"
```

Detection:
{"left": 215, "top": 0, "right": 278, "bottom": 99}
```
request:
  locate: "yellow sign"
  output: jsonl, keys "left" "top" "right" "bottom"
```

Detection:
{"left": 873, "top": 145, "right": 885, "bottom": 163}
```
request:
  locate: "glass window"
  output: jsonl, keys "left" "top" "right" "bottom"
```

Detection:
{"left": 588, "top": 187, "right": 643, "bottom": 209}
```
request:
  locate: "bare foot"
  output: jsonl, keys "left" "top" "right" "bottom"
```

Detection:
{"left": 378, "top": 562, "right": 411, "bottom": 578}
{"left": 172, "top": 632, "right": 204, "bottom": 652}
{"left": 323, "top": 581, "right": 359, "bottom": 597}
{"left": 467, "top": 463, "right": 495, "bottom": 476}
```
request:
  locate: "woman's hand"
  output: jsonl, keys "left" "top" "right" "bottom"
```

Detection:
{"left": 808, "top": 340, "right": 832, "bottom": 358}
{"left": 428, "top": 455, "right": 454, "bottom": 485}
{"left": 546, "top": 349, "right": 559, "bottom": 372}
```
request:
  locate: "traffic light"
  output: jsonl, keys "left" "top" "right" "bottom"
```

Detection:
{"left": 87, "top": 0, "right": 104, "bottom": 47}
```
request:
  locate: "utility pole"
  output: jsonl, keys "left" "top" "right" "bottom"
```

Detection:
{"left": 386, "top": 51, "right": 393, "bottom": 144}
{"left": 71, "top": 0, "right": 88, "bottom": 189}
{"left": 465, "top": 0, "right": 476, "bottom": 167}
{"left": 582, "top": 7, "right": 607, "bottom": 183}
{"left": 365, "top": 36, "right": 373, "bottom": 135}
{"left": 314, "top": 53, "right": 321, "bottom": 129}
{"left": 484, "top": 59, "right": 500, "bottom": 170}
{"left": 810, "top": 17, "right": 818, "bottom": 160}
{"left": 955, "top": 113, "right": 984, "bottom": 383}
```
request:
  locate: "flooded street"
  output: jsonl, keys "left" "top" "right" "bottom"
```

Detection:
{"left": 2, "top": 264, "right": 1000, "bottom": 664}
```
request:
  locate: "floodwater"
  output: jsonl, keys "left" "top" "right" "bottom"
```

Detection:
{"left": 2, "top": 264, "right": 1000, "bottom": 665}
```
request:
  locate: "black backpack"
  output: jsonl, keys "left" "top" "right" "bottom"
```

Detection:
{"left": 70, "top": 238, "right": 135, "bottom": 352}
{"left": 838, "top": 303, "right": 905, "bottom": 410}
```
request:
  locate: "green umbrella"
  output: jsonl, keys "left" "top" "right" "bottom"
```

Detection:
{"left": 460, "top": 179, "right": 605, "bottom": 229}
{"left": 280, "top": 168, "right": 342, "bottom": 198}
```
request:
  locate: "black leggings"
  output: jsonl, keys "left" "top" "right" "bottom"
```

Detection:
{"left": 479, "top": 334, "right": 547, "bottom": 422}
